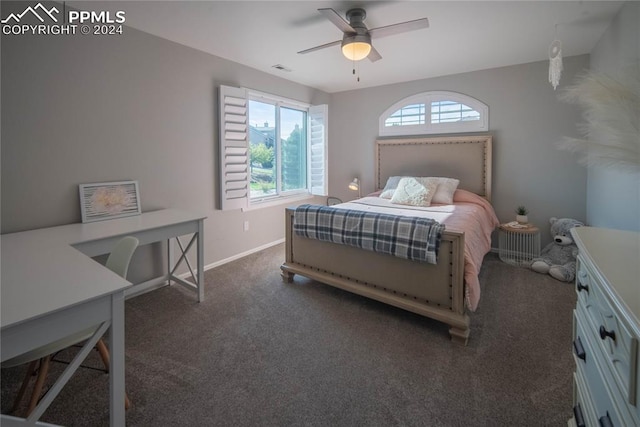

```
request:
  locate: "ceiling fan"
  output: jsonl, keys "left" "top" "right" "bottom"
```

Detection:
{"left": 298, "top": 7, "right": 429, "bottom": 62}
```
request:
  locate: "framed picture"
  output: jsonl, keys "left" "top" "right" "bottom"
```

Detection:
{"left": 79, "top": 180, "right": 141, "bottom": 223}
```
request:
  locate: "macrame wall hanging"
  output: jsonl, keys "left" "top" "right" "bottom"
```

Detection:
{"left": 548, "top": 25, "right": 563, "bottom": 90}
{"left": 558, "top": 68, "right": 640, "bottom": 174}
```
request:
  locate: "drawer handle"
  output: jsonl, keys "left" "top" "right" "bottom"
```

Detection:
{"left": 599, "top": 412, "right": 613, "bottom": 427}
{"left": 573, "top": 403, "right": 586, "bottom": 427}
{"left": 573, "top": 337, "right": 586, "bottom": 361}
{"left": 599, "top": 325, "right": 616, "bottom": 342}
{"left": 577, "top": 282, "right": 589, "bottom": 293}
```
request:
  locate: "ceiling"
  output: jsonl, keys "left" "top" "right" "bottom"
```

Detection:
{"left": 75, "top": 1, "right": 624, "bottom": 93}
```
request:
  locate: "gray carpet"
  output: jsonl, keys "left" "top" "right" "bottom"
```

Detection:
{"left": 1, "top": 244, "right": 576, "bottom": 426}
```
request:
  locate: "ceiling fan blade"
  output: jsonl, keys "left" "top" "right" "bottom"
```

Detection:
{"left": 368, "top": 45, "right": 382, "bottom": 62}
{"left": 297, "top": 40, "right": 342, "bottom": 55}
{"left": 369, "top": 18, "right": 429, "bottom": 39}
{"left": 318, "top": 8, "right": 355, "bottom": 33}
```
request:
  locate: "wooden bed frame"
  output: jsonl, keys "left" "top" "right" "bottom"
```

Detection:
{"left": 281, "top": 135, "right": 493, "bottom": 345}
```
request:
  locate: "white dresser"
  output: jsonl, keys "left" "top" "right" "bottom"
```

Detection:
{"left": 569, "top": 227, "right": 640, "bottom": 427}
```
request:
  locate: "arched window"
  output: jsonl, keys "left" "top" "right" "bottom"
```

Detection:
{"left": 379, "top": 91, "right": 488, "bottom": 136}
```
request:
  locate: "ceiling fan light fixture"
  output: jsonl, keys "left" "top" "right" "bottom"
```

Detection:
{"left": 341, "top": 34, "right": 371, "bottom": 61}
{"left": 299, "top": 7, "right": 429, "bottom": 64}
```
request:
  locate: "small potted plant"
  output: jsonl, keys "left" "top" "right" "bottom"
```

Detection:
{"left": 515, "top": 205, "right": 529, "bottom": 224}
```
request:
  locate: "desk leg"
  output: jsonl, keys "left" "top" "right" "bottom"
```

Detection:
{"left": 197, "top": 219, "right": 204, "bottom": 302}
{"left": 166, "top": 220, "right": 204, "bottom": 302}
{"left": 168, "top": 238, "right": 174, "bottom": 286}
{"left": 109, "top": 292, "right": 126, "bottom": 427}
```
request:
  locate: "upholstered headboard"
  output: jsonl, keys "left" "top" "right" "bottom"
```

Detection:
{"left": 376, "top": 135, "right": 493, "bottom": 201}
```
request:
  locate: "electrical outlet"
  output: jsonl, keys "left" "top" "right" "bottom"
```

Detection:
{"left": 243, "top": 220, "right": 249, "bottom": 232}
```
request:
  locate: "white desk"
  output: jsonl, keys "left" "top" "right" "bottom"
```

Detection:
{"left": 1, "top": 208, "right": 206, "bottom": 426}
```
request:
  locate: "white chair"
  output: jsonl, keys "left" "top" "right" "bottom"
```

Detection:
{"left": 2, "top": 236, "right": 139, "bottom": 417}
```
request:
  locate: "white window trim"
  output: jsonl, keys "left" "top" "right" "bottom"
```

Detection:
{"left": 241, "top": 193, "right": 314, "bottom": 212}
{"left": 248, "top": 188, "right": 310, "bottom": 207}
{"left": 379, "top": 91, "right": 488, "bottom": 136}
{"left": 249, "top": 89, "right": 310, "bottom": 110}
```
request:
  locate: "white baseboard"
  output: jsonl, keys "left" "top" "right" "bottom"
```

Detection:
{"left": 178, "top": 238, "right": 285, "bottom": 278}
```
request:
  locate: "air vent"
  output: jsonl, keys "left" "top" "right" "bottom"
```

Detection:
{"left": 272, "top": 64, "right": 292, "bottom": 72}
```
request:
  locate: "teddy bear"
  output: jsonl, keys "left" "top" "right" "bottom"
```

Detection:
{"left": 530, "top": 217, "right": 584, "bottom": 282}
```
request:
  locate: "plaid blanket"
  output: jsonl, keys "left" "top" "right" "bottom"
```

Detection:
{"left": 293, "top": 204, "right": 444, "bottom": 264}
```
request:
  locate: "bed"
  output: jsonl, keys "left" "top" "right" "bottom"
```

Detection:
{"left": 280, "top": 135, "right": 497, "bottom": 345}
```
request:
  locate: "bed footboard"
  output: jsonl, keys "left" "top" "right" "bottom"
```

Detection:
{"left": 281, "top": 208, "right": 470, "bottom": 345}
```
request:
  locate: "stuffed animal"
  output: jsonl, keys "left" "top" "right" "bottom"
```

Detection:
{"left": 530, "top": 217, "right": 584, "bottom": 282}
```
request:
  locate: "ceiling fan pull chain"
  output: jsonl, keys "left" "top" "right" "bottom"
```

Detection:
{"left": 352, "top": 59, "right": 360, "bottom": 82}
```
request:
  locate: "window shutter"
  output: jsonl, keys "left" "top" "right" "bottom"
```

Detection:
{"left": 219, "top": 85, "right": 249, "bottom": 210}
{"left": 308, "top": 104, "right": 328, "bottom": 196}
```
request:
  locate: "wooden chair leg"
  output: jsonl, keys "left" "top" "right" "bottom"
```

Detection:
{"left": 96, "top": 339, "right": 110, "bottom": 373}
{"left": 26, "top": 355, "right": 51, "bottom": 417}
{"left": 96, "top": 339, "right": 132, "bottom": 410}
{"left": 12, "top": 342, "right": 132, "bottom": 416}
{"left": 11, "top": 360, "right": 38, "bottom": 414}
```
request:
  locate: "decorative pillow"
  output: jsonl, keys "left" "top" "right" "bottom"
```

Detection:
{"left": 379, "top": 176, "right": 404, "bottom": 199}
{"left": 390, "top": 177, "right": 437, "bottom": 207}
{"left": 428, "top": 177, "right": 460, "bottom": 204}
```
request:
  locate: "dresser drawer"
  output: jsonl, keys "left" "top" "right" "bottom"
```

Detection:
{"left": 575, "top": 259, "right": 594, "bottom": 310}
{"left": 576, "top": 256, "right": 639, "bottom": 406}
{"left": 574, "top": 310, "right": 632, "bottom": 426}
{"left": 573, "top": 367, "right": 597, "bottom": 426}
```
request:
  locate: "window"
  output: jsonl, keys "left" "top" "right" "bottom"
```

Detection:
{"left": 248, "top": 101, "right": 308, "bottom": 199}
{"left": 430, "top": 100, "right": 480, "bottom": 124}
{"left": 385, "top": 103, "right": 425, "bottom": 127}
{"left": 219, "top": 86, "right": 327, "bottom": 210}
{"left": 379, "top": 91, "right": 488, "bottom": 136}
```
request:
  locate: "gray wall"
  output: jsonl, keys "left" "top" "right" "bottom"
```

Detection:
{"left": 328, "top": 56, "right": 590, "bottom": 248}
{"left": 587, "top": 1, "right": 640, "bottom": 232}
{"left": 1, "top": 16, "right": 328, "bottom": 281}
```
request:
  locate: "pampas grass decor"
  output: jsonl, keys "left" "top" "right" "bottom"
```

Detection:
{"left": 558, "top": 68, "right": 640, "bottom": 174}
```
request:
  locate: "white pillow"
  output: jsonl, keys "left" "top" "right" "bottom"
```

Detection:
{"left": 379, "top": 176, "right": 403, "bottom": 199}
{"left": 427, "top": 177, "right": 460, "bottom": 204}
{"left": 380, "top": 176, "right": 459, "bottom": 203}
{"left": 390, "top": 177, "right": 437, "bottom": 207}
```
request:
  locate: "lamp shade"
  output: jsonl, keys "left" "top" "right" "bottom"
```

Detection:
{"left": 348, "top": 178, "right": 361, "bottom": 198}
{"left": 341, "top": 34, "right": 371, "bottom": 61}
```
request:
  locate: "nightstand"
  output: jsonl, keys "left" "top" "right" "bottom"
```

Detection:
{"left": 498, "top": 222, "right": 540, "bottom": 266}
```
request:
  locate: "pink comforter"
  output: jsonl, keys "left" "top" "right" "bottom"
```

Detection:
{"left": 337, "top": 190, "right": 499, "bottom": 311}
